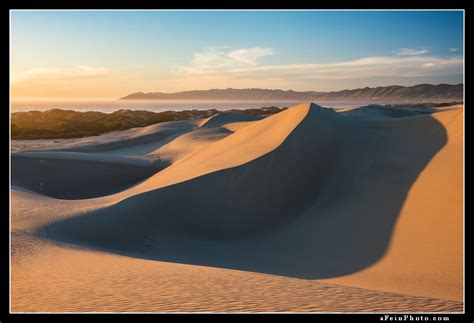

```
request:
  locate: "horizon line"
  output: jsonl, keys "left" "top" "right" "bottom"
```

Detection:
{"left": 11, "top": 82, "right": 464, "bottom": 102}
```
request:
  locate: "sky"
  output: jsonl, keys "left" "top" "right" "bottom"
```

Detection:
{"left": 10, "top": 10, "right": 464, "bottom": 100}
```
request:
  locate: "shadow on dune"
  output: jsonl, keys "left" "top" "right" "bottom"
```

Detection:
{"left": 39, "top": 105, "right": 448, "bottom": 279}
{"left": 11, "top": 156, "right": 164, "bottom": 200}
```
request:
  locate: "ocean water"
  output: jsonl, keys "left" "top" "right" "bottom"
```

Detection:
{"left": 10, "top": 100, "right": 375, "bottom": 113}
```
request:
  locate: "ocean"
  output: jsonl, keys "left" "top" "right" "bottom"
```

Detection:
{"left": 10, "top": 99, "right": 375, "bottom": 113}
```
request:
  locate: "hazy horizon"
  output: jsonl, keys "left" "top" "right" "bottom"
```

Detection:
{"left": 11, "top": 10, "right": 463, "bottom": 100}
{"left": 10, "top": 82, "right": 464, "bottom": 103}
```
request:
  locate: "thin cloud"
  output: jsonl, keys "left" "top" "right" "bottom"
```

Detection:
{"left": 449, "top": 48, "right": 460, "bottom": 52}
{"left": 184, "top": 47, "right": 275, "bottom": 74}
{"left": 396, "top": 48, "right": 431, "bottom": 56}
{"left": 227, "top": 47, "right": 275, "bottom": 65}
{"left": 180, "top": 52, "right": 462, "bottom": 82}
{"left": 13, "top": 65, "right": 109, "bottom": 83}
{"left": 234, "top": 56, "right": 462, "bottom": 80}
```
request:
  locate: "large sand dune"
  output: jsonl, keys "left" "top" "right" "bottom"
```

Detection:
{"left": 11, "top": 103, "right": 464, "bottom": 311}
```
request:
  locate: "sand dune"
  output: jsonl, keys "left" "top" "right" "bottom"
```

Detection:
{"left": 11, "top": 103, "right": 463, "bottom": 311}
{"left": 147, "top": 127, "right": 233, "bottom": 164}
{"left": 322, "top": 107, "right": 464, "bottom": 301}
{"left": 143, "top": 113, "right": 263, "bottom": 165}
{"left": 11, "top": 233, "right": 462, "bottom": 312}
{"left": 222, "top": 120, "right": 259, "bottom": 132}
{"left": 11, "top": 152, "right": 163, "bottom": 199}
{"left": 341, "top": 105, "right": 434, "bottom": 119}
{"left": 199, "top": 112, "right": 263, "bottom": 128}
{"left": 11, "top": 119, "right": 197, "bottom": 155}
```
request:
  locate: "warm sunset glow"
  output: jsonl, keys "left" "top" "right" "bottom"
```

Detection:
{"left": 11, "top": 10, "right": 463, "bottom": 100}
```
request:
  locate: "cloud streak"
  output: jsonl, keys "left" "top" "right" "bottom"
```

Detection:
{"left": 13, "top": 65, "right": 109, "bottom": 83}
{"left": 183, "top": 47, "right": 275, "bottom": 75}
{"left": 396, "top": 48, "right": 431, "bottom": 56}
{"left": 232, "top": 56, "right": 462, "bottom": 79}
{"left": 12, "top": 48, "right": 463, "bottom": 96}
{"left": 179, "top": 48, "right": 462, "bottom": 84}
{"left": 227, "top": 47, "right": 275, "bottom": 65}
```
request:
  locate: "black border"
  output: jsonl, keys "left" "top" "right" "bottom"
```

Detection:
{"left": 2, "top": 1, "right": 470, "bottom": 322}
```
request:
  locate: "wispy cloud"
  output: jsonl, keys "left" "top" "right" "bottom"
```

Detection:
{"left": 183, "top": 47, "right": 275, "bottom": 75}
{"left": 449, "top": 47, "right": 460, "bottom": 52}
{"left": 234, "top": 56, "right": 462, "bottom": 80}
{"left": 12, "top": 65, "right": 109, "bottom": 83}
{"left": 396, "top": 48, "right": 431, "bottom": 56}
{"left": 180, "top": 49, "right": 462, "bottom": 83}
{"left": 227, "top": 47, "right": 275, "bottom": 65}
{"left": 12, "top": 50, "right": 463, "bottom": 96}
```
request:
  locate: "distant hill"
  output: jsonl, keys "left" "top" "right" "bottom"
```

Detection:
{"left": 120, "top": 83, "right": 463, "bottom": 102}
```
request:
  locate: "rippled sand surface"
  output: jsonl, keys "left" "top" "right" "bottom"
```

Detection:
{"left": 11, "top": 234, "right": 462, "bottom": 313}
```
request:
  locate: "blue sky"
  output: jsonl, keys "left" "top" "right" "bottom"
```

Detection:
{"left": 11, "top": 10, "right": 464, "bottom": 99}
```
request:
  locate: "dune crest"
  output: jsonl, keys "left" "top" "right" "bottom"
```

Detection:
{"left": 198, "top": 112, "right": 262, "bottom": 128}
{"left": 120, "top": 102, "right": 313, "bottom": 197}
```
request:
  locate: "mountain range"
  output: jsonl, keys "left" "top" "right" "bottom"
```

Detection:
{"left": 120, "top": 83, "right": 463, "bottom": 102}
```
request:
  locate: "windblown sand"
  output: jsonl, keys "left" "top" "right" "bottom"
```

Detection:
{"left": 11, "top": 103, "right": 463, "bottom": 312}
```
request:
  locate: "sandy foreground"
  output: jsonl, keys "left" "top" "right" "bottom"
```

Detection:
{"left": 10, "top": 103, "right": 463, "bottom": 312}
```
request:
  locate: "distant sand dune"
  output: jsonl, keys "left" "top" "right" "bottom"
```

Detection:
{"left": 11, "top": 102, "right": 463, "bottom": 310}
{"left": 11, "top": 120, "right": 197, "bottom": 156}
{"left": 198, "top": 112, "right": 263, "bottom": 128}
{"left": 147, "top": 127, "right": 232, "bottom": 164}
